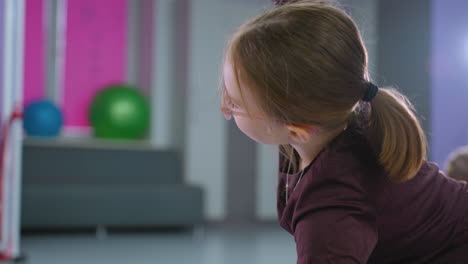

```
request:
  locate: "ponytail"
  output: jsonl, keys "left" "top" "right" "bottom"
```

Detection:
{"left": 367, "top": 87, "right": 426, "bottom": 182}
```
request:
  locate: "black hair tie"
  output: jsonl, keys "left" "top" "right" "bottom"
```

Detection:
{"left": 274, "top": 0, "right": 286, "bottom": 5}
{"left": 362, "top": 83, "right": 378, "bottom": 102}
{"left": 274, "top": 0, "right": 301, "bottom": 6}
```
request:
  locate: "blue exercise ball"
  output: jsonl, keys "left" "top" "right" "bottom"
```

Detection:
{"left": 24, "top": 100, "right": 63, "bottom": 137}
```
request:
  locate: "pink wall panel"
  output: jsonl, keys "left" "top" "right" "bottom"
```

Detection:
{"left": 62, "top": 0, "right": 128, "bottom": 127}
{"left": 23, "top": 0, "right": 45, "bottom": 106}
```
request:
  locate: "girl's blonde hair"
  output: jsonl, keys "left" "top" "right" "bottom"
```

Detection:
{"left": 222, "top": 0, "right": 426, "bottom": 181}
{"left": 445, "top": 146, "right": 468, "bottom": 181}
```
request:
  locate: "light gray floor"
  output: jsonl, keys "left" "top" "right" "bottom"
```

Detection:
{"left": 19, "top": 225, "right": 296, "bottom": 264}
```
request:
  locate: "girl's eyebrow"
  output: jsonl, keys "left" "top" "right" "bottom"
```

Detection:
{"left": 224, "top": 87, "right": 243, "bottom": 106}
{"left": 230, "top": 96, "right": 243, "bottom": 106}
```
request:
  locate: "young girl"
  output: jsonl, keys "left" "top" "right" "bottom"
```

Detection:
{"left": 220, "top": 0, "right": 468, "bottom": 263}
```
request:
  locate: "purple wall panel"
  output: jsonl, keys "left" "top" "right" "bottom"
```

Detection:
{"left": 431, "top": 0, "right": 468, "bottom": 166}
{"left": 0, "top": 0, "right": 5, "bottom": 118}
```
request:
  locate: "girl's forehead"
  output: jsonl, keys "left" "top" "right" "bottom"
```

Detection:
{"left": 223, "top": 58, "right": 261, "bottom": 111}
{"left": 223, "top": 61, "right": 244, "bottom": 103}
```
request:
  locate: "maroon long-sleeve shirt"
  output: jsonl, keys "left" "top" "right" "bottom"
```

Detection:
{"left": 278, "top": 128, "right": 468, "bottom": 263}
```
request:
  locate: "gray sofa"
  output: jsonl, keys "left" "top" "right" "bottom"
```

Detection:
{"left": 21, "top": 138, "right": 204, "bottom": 229}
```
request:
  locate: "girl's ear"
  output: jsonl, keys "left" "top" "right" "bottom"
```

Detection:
{"left": 286, "top": 124, "right": 317, "bottom": 142}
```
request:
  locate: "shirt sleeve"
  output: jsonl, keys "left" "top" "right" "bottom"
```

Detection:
{"left": 293, "top": 206, "right": 378, "bottom": 264}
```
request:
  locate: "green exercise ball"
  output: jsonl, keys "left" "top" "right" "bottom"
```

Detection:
{"left": 89, "top": 85, "right": 150, "bottom": 139}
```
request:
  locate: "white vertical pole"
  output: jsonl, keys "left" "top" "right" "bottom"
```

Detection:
{"left": 43, "top": 0, "right": 68, "bottom": 106}
{"left": 0, "top": 0, "right": 24, "bottom": 258}
{"left": 53, "top": 0, "right": 67, "bottom": 107}
{"left": 11, "top": 0, "right": 25, "bottom": 257}
{"left": 0, "top": 0, "right": 15, "bottom": 254}
{"left": 151, "top": 0, "right": 175, "bottom": 148}
{"left": 2, "top": 0, "right": 13, "bottom": 119}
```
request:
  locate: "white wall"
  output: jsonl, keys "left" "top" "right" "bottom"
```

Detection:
{"left": 255, "top": 144, "right": 279, "bottom": 220}
{"left": 343, "top": 0, "right": 379, "bottom": 77}
{"left": 186, "top": 0, "right": 269, "bottom": 220}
